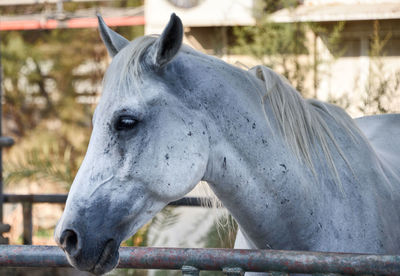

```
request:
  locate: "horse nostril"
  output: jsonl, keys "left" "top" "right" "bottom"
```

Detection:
{"left": 60, "top": 229, "right": 80, "bottom": 257}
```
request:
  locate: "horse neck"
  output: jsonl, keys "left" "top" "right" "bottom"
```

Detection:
{"left": 185, "top": 56, "right": 385, "bottom": 249}
{"left": 185, "top": 57, "right": 311, "bottom": 191}
{"left": 183, "top": 58, "right": 315, "bottom": 248}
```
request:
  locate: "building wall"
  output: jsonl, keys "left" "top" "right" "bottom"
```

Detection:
{"left": 145, "top": 0, "right": 254, "bottom": 34}
{"left": 146, "top": 0, "right": 400, "bottom": 115}
{"left": 305, "top": 0, "right": 400, "bottom": 5}
{"left": 316, "top": 20, "right": 400, "bottom": 116}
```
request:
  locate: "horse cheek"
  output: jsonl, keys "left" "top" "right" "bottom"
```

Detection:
{"left": 160, "top": 131, "right": 209, "bottom": 201}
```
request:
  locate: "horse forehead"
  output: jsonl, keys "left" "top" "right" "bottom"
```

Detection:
{"left": 97, "top": 76, "right": 170, "bottom": 120}
{"left": 101, "top": 64, "right": 140, "bottom": 102}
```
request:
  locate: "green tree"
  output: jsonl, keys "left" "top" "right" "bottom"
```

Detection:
{"left": 2, "top": 27, "right": 104, "bottom": 188}
{"left": 359, "top": 21, "right": 400, "bottom": 114}
{"left": 1, "top": 0, "right": 149, "bottom": 253}
{"left": 1, "top": 1, "right": 143, "bottom": 188}
{"left": 233, "top": 0, "right": 309, "bottom": 93}
{"left": 232, "top": 0, "right": 345, "bottom": 98}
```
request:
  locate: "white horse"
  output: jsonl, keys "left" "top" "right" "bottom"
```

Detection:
{"left": 55, "top": 14, "right": 400, "bottom": 275}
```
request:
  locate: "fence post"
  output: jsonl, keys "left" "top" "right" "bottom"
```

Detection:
{"left": 0, "top": 223, "right": 10, "bottom": 244}
{"left": 0, "top": 31, "right": 13, "bottom": 245}
{"left": 181, "top": 265, "right": 199, "bottom": 276}
{"left": 22, "top": 202, "right": 33, "bottom": 245}
{"left": 311, "top": 274, "right": 343, "bottom": 276}
{"left": 223, "top": 267, "right": 244, "bottom": 276}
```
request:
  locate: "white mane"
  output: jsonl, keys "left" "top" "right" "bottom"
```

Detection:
{"left": 120, "top": 35, "right": 158, "bottom": 78}
{"left": 250, "top": 65, "right": 358, "bottom": 187}
{"left": 102, "top": 35, "right": 158, "bottom": 96}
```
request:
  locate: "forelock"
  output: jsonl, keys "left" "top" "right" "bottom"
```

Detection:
{"left": 102, "top": 35, "right": 159, "bottom": 97}
{"left": 119, "top": 35, "right": 159, "bottom": 78}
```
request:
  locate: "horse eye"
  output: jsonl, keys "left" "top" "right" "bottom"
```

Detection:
{"left": 115, "top": 115, "right": 137, "bottom": 131}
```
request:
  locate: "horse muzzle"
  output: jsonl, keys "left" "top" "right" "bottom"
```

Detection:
{"left": 91, "top": 239, "right": 120, "bottom": 275}
{"left": 55, "top": 227, "right": 120, "bottom": 275}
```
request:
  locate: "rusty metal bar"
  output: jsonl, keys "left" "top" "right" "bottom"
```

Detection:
{"left": 168, "top": 197, "right": 204, "bottom": 207}
{"left": 0, "top": 245, "right": 399, "bottom": 275}
{"left": 22, "top": 202, "right": 33, "bottom": 245}
{"left": 4, "top": 194, "right": 67, "bottom": 204}
{"left": 0, "top": 137, "right": 14, "bottom": 148}
{"left": 0, "top": 224, "right": 10, "bottom": 233}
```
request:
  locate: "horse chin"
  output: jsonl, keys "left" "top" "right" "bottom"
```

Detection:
{"left": 91, "top": 239, "right": 120, "bottom": 275}
{"left": 66, "top": 239, "right": 120, "bottom": 275}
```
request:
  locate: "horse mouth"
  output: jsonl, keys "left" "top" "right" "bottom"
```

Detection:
{"left": 91, "top": 239, "right": 120, "bottom": 275}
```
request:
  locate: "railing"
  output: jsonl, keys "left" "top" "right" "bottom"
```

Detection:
{"left": 2, "top": 194, "right": 206, "bottom": 244}
{"left": 2, "top": 195, "right": 400, "bottom": 275}
{"left": 0, "top": 245, "right": 399, "bottom": 275}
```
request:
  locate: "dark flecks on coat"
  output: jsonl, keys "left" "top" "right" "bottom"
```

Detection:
{"left": 279, "top": 164, "right": 288, "bottom": 173}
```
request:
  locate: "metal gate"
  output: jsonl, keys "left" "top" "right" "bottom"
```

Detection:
{"left": 0, "top": 245, "right": 399, "bottom": 275}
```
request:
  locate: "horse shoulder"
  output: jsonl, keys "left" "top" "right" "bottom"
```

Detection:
{"left": 355, "top": 114, "right": 400, "bottom": 177}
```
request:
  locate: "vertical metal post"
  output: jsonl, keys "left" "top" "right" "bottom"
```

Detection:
{"left": 0, "top": 28, "right": 11, "bottom": 245}
{"left": 359, "top": 36, "right": 370, "bottom": 93}
{"left": 311, "top": 274, "right": 343, "bottom": 276}
{"left": 0, "top": 26, "right": 4, "bottom": 225}
{"left": 56, "top": 0, "right": 64, "bottom": 14}
{"left": 181, "top": 265, "right": 199, "bottom": 276}
{"left": 0, "top": 30, "right": 14, "bottom": 245}
{"left": 223, "top": 267, "right": 244, "bottom": 276}
{"left": 22, "top": 202, "right": 33, "bottom": 245}
{"left": 313, "top": 32, "right": 318, "bottom": 98}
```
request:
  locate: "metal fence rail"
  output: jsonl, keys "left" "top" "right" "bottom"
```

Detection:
{"left": 0, "top": 245, "right": 399, "bottom": 275}
{"left": 2, "top": 194, "right": 207, "bottom": 244}
{"left": 3, "top": 194, "right": 205, "bottom": 206}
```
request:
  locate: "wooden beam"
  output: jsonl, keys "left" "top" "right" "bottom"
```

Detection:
{"left": 0, "top": 0, "right": 114, "bottom": 6}
{"left": 0, "top": 16, "right": 145, "bottom": 30}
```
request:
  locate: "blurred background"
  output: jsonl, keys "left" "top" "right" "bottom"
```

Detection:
{"left": 0, "top": 0, "right": 399, "bottom": 275}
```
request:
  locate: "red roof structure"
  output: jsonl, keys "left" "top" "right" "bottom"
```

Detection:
{"left": 0, "top": 6, "right": 145, "bottom": 31}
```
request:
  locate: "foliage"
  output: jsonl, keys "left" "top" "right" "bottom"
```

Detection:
{"left": 327, "top": 20, "right": 400, "bottom": 114}
{"left": 198, "top": 214, "right": 237, "bottom": 249}
{"left": 4, "top": 120, "right": 89, "bottom": 188}
{"left": 310, "top": 21, "right": 345, "bottom": 99}
{"left": 1, "top": 27, "right": 101, "bottom": 188}
{"left": 1, "top": 1, "right": 143, "bottom": 189}
{"left": 35, "top": 227, "right": 53, "bottom": 238}
{"left": 232, "top": 0, "right": 345, "bottom": 98}
{"left": 148, "top": 207, "right": 181, "bottom": 245}
{"left": 359, "top": 21, "right": 400, "bottom": 114}
{"left": 233, "top": 1, "right": 399, "bottom": 115}
{"left": 1, "top": 0, "right": 145, "bottom": 249}
{"left": 233, "top": 0, "right": 308, "bottom": 93}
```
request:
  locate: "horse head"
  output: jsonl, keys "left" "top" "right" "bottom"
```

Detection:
{"left": 54, "top": 14, "right": 210, "bottom": 274}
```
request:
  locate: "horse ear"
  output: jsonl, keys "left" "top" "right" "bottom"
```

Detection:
{"left": 97, "top": 14, "right": 129, "bottom": 57}
{"left": 148, "top": 13, "right": 183, "bottom": 68}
